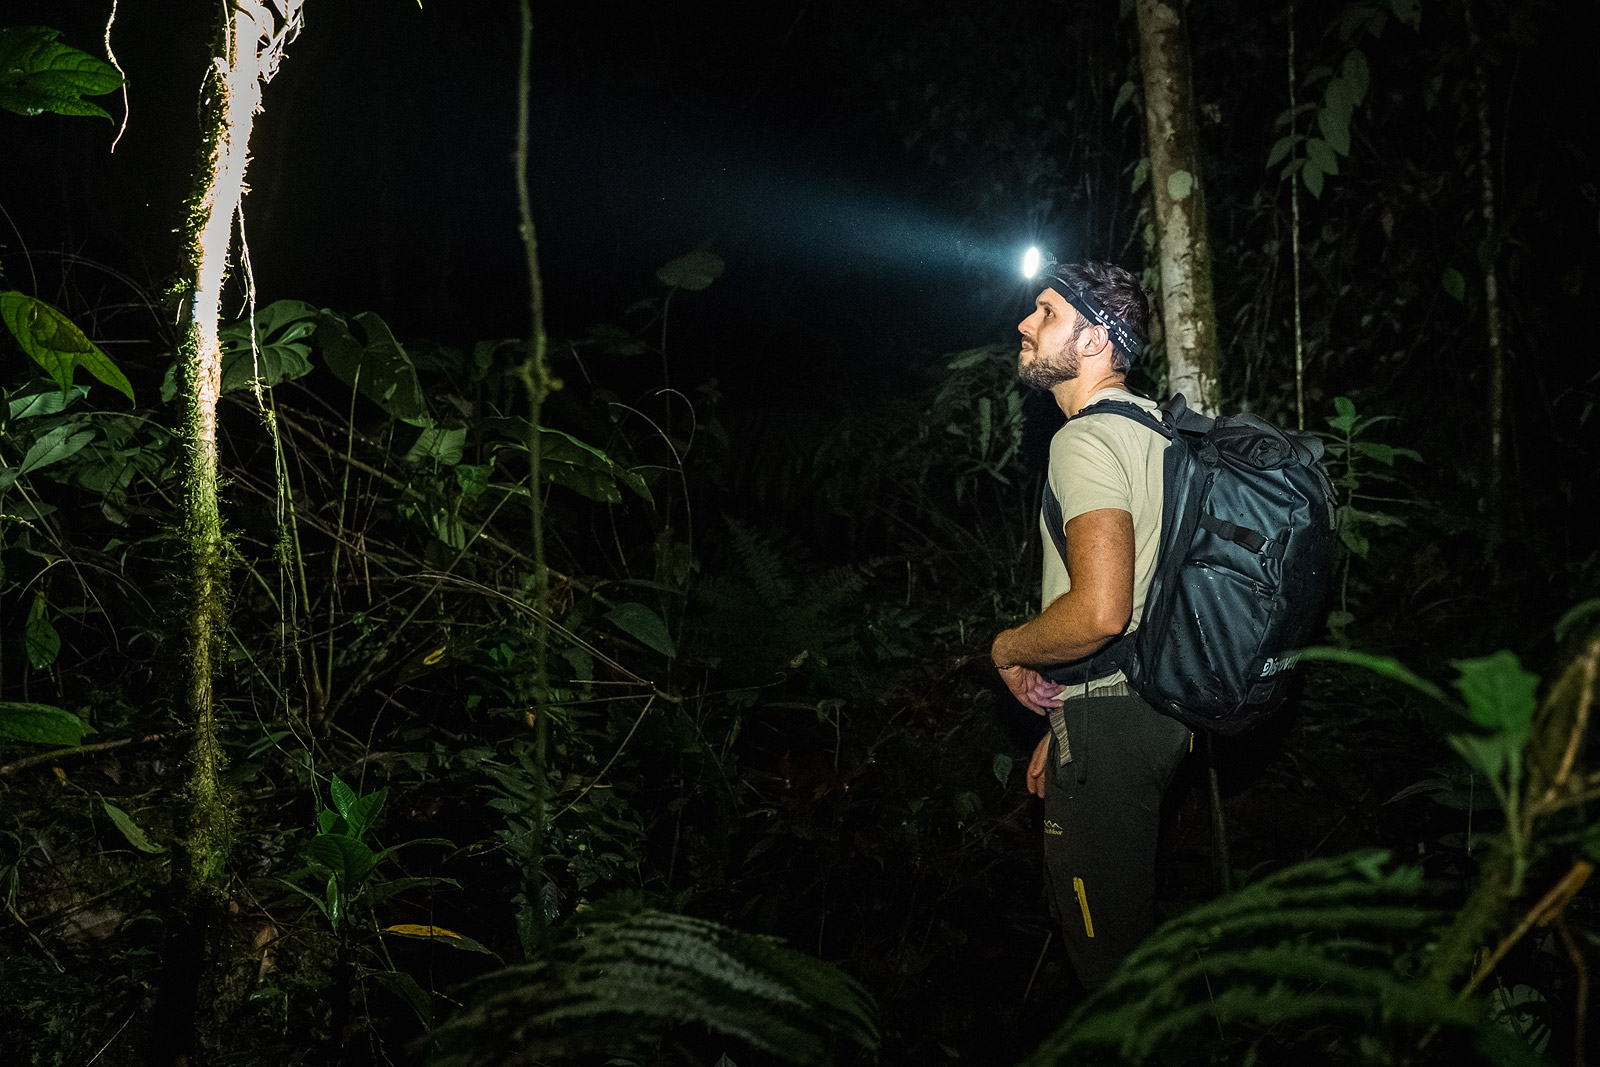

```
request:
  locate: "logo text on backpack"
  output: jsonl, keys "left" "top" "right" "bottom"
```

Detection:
{"left": 1258, "top": 652, "right": 1303, "bottom": 678}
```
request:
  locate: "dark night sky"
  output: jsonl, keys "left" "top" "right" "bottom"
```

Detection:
{"left": 8, "top": 1, "right": 1595, "bottom": 429}
{"left": 2, "top": 1, "right": 1027, "bottom": 409}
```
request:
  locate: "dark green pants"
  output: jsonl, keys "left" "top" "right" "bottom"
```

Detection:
{"left": 1042, "top": 692, "right": 1191, "bottom": 992}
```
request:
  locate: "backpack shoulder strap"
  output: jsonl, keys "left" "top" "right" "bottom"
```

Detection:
{"left": 1067, "top": 396, "right": 1173, "bottom": 439}
{"left": 1038, "top": 394, "right": 1178, "bottom": 687}
{"left": 1041, "top": 479, "right": 1067, "bottom": 562}
{"left": 1042, "top": 393, "right": 1176, "bottom": 561}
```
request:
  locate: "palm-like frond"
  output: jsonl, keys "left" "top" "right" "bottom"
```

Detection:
{"left": 1021, "top": 850, "right": 1538, "bottom": 1066}
{"left": 427, "top": 905, "right": 878, "bottom": 1066}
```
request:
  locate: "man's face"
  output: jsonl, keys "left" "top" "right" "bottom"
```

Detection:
{"left": 1017, "top": 287, "right": 1088, "bottom": 390}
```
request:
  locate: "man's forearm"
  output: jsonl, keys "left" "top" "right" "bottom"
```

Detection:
{"left": 995, "top": 508, "right": 1134, "bottom": 669}
{"left": 991, "top": 589, "right": 1126, "bottom": 668}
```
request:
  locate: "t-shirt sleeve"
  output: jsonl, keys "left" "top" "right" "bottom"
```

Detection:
{"left": 1048, "top": 420, "right": 1133, "bottom": 524}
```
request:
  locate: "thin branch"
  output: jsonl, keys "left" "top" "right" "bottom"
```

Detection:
{"left": 0, "top": 733, "right": 170, "bottom": 776}
{"left": 1462, "top": 861, "right": 1594, "bottom": 999}
{"left": 551, "top": 693, "right": 657, "bottom": 821}
{"left": 1535, "top": 637, "right": 1597, "bottom": 812}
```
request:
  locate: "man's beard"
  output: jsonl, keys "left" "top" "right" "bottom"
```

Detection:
{"left": 1017, "top": 340, "right": 1079, "bottom": 390}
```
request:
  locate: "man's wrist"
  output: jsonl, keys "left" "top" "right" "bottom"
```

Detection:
{"left": 991, "top": 630, "right": 1018, "bottom": 671}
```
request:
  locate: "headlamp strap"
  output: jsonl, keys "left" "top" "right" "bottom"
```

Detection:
{"left": 1045, "top": 273, "right": 1142, "bottom": 359}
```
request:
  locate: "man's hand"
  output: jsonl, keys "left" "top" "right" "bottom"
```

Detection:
{"left": 997, "top": 664, "right": 1065, "bottom": 715}
{"left": 1026, "top": 733, "right": 1050, "bottom": 798}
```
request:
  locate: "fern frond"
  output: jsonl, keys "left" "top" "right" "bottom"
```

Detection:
{"left": 728, "top": 519, "right": 794, "bottom": 607}
{"left": 1018, "top": 850, "right": 1509, "bottom": 1066}
{"left": 801, "top": 564, "right": 870, "bottom": 618}
{"left": 427, "top": 906, "right": 878, "bottom": 1067}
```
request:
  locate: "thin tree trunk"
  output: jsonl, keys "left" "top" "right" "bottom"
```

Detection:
{"left": 515, "top": 0, "right": 555, "bottom": 764}
{"left": 1135, "top": 0, "right": 1222, "bottom": 414}
{"left": 1464, "top": 1, "right": 1507, "bottom": 548}
{"left": 152, "top": 5, "right": 300, "bottom": 1061}
{"left": 176, "top": 0, "right": 270, "bottom": 898}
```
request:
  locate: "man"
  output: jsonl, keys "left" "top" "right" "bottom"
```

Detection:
{"left": 989, "top": 258, "right": 1191, "bottom": 993}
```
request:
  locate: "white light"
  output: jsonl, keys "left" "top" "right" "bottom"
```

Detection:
{"left": 1021, "top": 246, "right": 1041, "bottom": 279}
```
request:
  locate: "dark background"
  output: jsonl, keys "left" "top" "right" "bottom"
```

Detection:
{"left": 7, "top": 0, "right": 1598, "bottom": 648}
{"left": 3, "top": 1, "right": 1045, "bottom": 410}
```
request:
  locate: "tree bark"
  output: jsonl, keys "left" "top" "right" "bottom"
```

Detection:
{"left": 153, "top": 6, "right": 303, "bottom": 1061}
{"left": 176, "top": 0, "right": 272, "bottom": 898}
{"left": 1135, "top": 0, "right": 1222, "bottom": 414}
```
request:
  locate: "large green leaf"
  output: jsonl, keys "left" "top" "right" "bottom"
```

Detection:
{"left": 0, "top": 26, "right": 123, "bottom": 120}
{"left": 1317, "top": 95, "right": 1353, "bottom": 156}
{"left": 407, "top": 427, "right": 467, "bottom": 466}
{"left": 1452, "top": 650, "right": 1538, "bottom": 736}
{"left": 327, "top": 774, "right": 386, "bottom": 842}
{"left": 1266, "top": 133, "right": 1298, "bottom": 169}
{"left": 1302, "top": 157, "right": 1326, "bottom": 199}
{"left": 314, "top": 311, "right": 430, "bottom": 425}
{"left": 605, "top": 601, "right": 675, "bottom": 658}
{"left": 307, "top": 833, "right": 379, "bottom": 894}
{"left": 24, "top": 591, "right": 60, "bottom": 669}
{"left": 218, "top": 300, "right": 319, "bottom": 394}
{"left": 484, "top": 418, "right": 653, "bottom": 504}
{"left": 7, "top": 387, "right": 73, "bottom": 421}
{"left": 656, "top": 249, "right": 725, "bottom": 291}
{"left": 1447, "top": 650, "right": 1539, "bottom": 785}
{"left": 19, "top": 421, "right": 95, "bottom": 476}
{"left": 1305, "top": 136, "right": 1340, "bottom": 177}
{"left": 0, "top": 701, "right": 86, "bottom": 746}
{"left": 1341, "top": 49, "right": 1371, "bottom": 106}
{"left": 101, "top": 798, "right": 166, "bottom": 854}
{"left": 0, "top": 291, "right": 134, "bottom": 401}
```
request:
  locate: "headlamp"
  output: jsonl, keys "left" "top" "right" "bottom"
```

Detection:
{"left": 1020, "top": 247, "right": 1143, "bottom": 359}
{"left": 1021, "top": 246, "right": 1042, "bottom": 279}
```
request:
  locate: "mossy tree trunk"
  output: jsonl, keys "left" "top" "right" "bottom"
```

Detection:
{"left": 173, "top": 0, "right": 301, "bottom": 886}
{"left": 155, "top": 6, "right": 302, "bottom": 1060}
{"left": 1135, "top": 0, "right": 1221, "bottom": 414}
{"left": 176, "top": 1, "right": 259, "bottom": 898}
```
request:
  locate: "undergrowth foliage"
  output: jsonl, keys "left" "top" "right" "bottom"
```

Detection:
{"left": 2, "top": 253, "right": 1594, "bottom": 1064}
{"left": 1026, "top": 852, "right": 1480, "bottom": 1065}
{"left": 0, "top": 255, "right": 915, "bottom": 1063}
{"left": 2, "top": 15, "right": 1596, "bottom": 1061}
{"left": 427, "top": 899, "right": 879, "bottom": 1067}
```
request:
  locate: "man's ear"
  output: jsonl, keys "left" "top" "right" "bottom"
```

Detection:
{"left": 1081, "top": 323, "right": 1112, "bottom": 359}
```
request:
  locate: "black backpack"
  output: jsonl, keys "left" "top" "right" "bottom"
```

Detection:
{"left": 1040, "top": 394, "right": 1338, "bottom": 735}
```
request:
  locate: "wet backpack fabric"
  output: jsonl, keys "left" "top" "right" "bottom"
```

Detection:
{"left": 1040, "top": 394, "right": 1338, "bottom": 735}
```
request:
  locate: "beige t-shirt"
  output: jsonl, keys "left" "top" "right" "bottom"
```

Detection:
{"left": 1039, "top": 388, "right": 1166, "bottom": 690}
